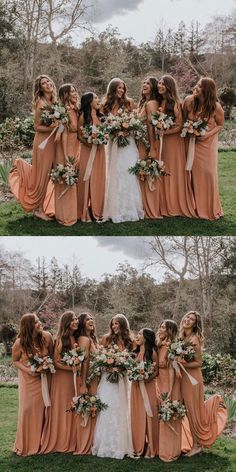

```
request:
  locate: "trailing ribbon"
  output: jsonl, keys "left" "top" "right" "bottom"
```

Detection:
{"left": 38, "top": 123, "right": 65, "bottom": 150}
{"left": 40, "top": 373, "right": 51, "bottom": 407}
{"left": 80, "top": 412, "right": 89, "bottom": 428}
{"left": 83, "top": 144, "right": 97, "bottom": 181}
{"left": 185, "top": 136, "right": 196, "bottom": 171}
{"left": 147, "top": 176, "right": 156, "bottom": 192}
{"left": 172, "top": 360, "right": 198, "bottom": 386}
{"left": 139, "top": 380, "right": 153, "bottom": 417}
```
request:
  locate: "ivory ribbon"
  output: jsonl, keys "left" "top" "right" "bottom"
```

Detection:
{"left": 73, "top": 371, "right": 78, "bottom": 397}
{"left": 172, "top": 360, "right": 198, "bottom": 386}
{"left": 158, "top": 135, "right": 163, "bottom": 160}
{"left": 139, "top": 381, "right": 153, "bottom": 417}
{"left": 40, "top": 373, "right": 51, "bottom": 407}
{"left": 81, "top": 412, "right": 89, "bottom": 428}
{"left": 83, "top": 144, "right": 97, "bottom": 181}
{"left": 38, "top": 123, "right": 65, "bottom": 150}
{"left": 185, "top": 136, "right": 196, "bottom": 171}
{"left": 147, "top": 176, "right": 156, "bottom": 192}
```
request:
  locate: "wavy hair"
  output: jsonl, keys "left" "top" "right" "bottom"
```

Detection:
{"left": 134, "top": 328, "right": 157, "bottom": 362}
{"left": 105, "top": 314, "right": 133, "bottom": 350}
{"left": 56, "top": 310, "right": 77, "bottom": 353}
{"left": 138, "top": 77, "right": 161, "bottom": 110}
{"left": 179, "top": 310, "right": 204, "bottom": 344}
{"left": 79, "top": 92, "right": 103, "bottom": 125}
{"left": 192, "top": 77, "right": 218, "bottom": 120}
{"left": 159, "top": 74, "right": 181, "bottom": 116}
{"left": 156, "top": 319, "right": 177, "bottom": 347}
{"left": 75, "top": 313, "right": 98, "bottom": 346}
{"left": 103, "top": 78, "right": 132, "bottom": 115}
{"left": 18, "top": 313, "right": 45, "bottom": 356}
{"left": 33, "top": 74, "right": 57, "bottom": 108}
{"left": 59, "top": 83, "right": 79, "bottom": 110}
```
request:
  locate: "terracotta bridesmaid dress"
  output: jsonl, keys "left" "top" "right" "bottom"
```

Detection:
{"left": 40, "top": 339, "right": 77, "bottom": 453}
{"left": 77, "top": 115, "right": 106, "bottom": 222}
{"left": 156, "top": 104, "right": 196, "bottom": 218}
{"left": 12, "top": 331, "right": 53, "bottom": 456}
{"left": 138, "top": 101, "right": 162, "bottom": 219}
{"left": 182, "top": 98, "right": 224, "bottom": 220}
{"left": 9, "top": 98, "right": 56, "bottom": 213}
{"left": 131, "top": 353, "right": 159, "bottom": 458}
{"left": 44, "top": 107, "right": 80, "bottom": 225}
{"left": 74, "top": 339, "right": 99, "bottom": 455}
{"left": 156, "top": 341, "right": 182, "bottom": 462}
{"left": 180, "top": 334, "right": 227, "bottom": 449}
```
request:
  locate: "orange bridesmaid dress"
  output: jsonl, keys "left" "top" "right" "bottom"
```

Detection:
{"left": 9, "top": 99, "right": 56, "bottom": 212}
{"left": 157, "top": 105, "right": 196, "bottom": 218}
{"left": 182, "top": 98, "right": 224, "bottom": 220}
{"left": 77, "top": 116, "right": 106, "bottom": 222}
{"left": 44, "top": 107, "right": 80, "bottom": 225}
{"left": 12, "top": 333, "right": 53, "bottom": 456}
{"left": 40, "top": 340, "right": 77, "bottom": 453}
{"left": 138, "top": 101, "right": 162, "bottom": 219}
{"left": 180, "top": 335, "right": 227, "bottom": 448}
{"left": 156, "top": 342, "right": 182, "bottom": 462}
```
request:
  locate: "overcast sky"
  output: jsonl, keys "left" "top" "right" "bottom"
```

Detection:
{"left": 1, "top": 236, "right": 166, "bottom": 281}
{"left": 81, "top": 0, "right": 235, "bottom": 44}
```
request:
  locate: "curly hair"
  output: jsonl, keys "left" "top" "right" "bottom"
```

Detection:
{"left": 179, "top": 311, "right": 204, "bottom": 344}
{"left": 75, "top": 313, "right": 98, "bottom": 346}
{"left": 156, "top": 319, "right": 177, "bottom": 347}
{"left": 33, "top": 75, "right": 57, "bottom": 108}
{"left": 18, "top": 313, "right": 45, "bottom": 356}
{"left": 104, "top": 314, "right": 133, "bottom": 351}
{"left": 103, "top": 78, "right": 133, "bottom": 115}
{"left": 138, "top": 77, "right": 161, "bottom": 110}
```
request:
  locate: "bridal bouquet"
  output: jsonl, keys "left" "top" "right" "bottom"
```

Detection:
{"left": 127, "top": 360, "right": 156, "bottom": 382}
{"left": 103, "top": 109, "right": 148, "bottom": 148}
{"left": 50, "top": 157, "right": 79, "bottom": 188}
{"left": 181, "top": 119, "right": 208, "bottom": 138}
{"left": 128, "top": 158, "right": 168, "bottom": 181}
{"left": 158, "top": 393, "right": 186, "bottom": 423}
{"left": 88, "top": 345, "right": 133, "bottom": 383}
{"left": 68, "top": 393, "right": 108, "bottom": 417}
{"left": 61, "top": 343, "right": 85, "bottom": 370}
{"left": 28, "top": 354, "right": 56, "bottom": 374}
{"left": 40, "top": 103, "right": 69, "bottom": 126}
{"left": 80, "top": 124, "right": 109, "bottom": 145}
{"left": 168, "top": 340, "right": 195, "bottom": 362}
{"left": 151, "top": 108, "right": 175, "bottom": 136}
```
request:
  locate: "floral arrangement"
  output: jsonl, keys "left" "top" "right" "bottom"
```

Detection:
{"left": 151, "top": 108, "right": 175, "bottom": 136}
{"left": 61, "top": 343, "right": 85, "bottom": 371}
{"left": 180, "top": 119, "right": 208, "bottom": 138}
{"left": 68, "top": 393, "right": 108, "bottom": 417}
{"left": 158, "top": 393, "right": 186, "bottom": 422}
{"left": 168, "top": 340, "right": 195, "bottom": 362}
{"left": 87, "top": 344, "right": 133, "bottom": 383}
{"left": 50, "top": 157, "right": 79, "bottom": 187}
{"left": 80, "top": 124, "right": 109, "bottom": 145}
{"left": 128, "top": 157, "right": 168, "bottom": 181}
{"left": 127, "top": 360, "right": 156, "bottom": 381}
{"left": 28, "top": 354, "right": 56, "bottom": 374}
{"left": 40, "top": 103, "right": 69, "bottom": 126}
{"left": 103, "top": 108, "right": 149, "bottom": 148}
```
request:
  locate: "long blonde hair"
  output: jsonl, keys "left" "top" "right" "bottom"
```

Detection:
{"left": 33, "top": 75, "right": 57, "bottom": 108}
{"left": 179, "top": 310, "right": 204, "bottom": 344}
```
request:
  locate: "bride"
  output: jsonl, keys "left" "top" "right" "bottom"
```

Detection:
{"left": 92, "top": 314, "right": 134, "bottom": 459}
{"left": 102, "top": 78, "right": 144, "bottom": 223}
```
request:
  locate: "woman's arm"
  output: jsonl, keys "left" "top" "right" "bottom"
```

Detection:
{"left": 12, "top": 339, "right": 39, "bottom": 376}
{"left": 77, "top": 336, "right": 90, "bottom": 394}
{"left": 34, "top": 100, "right": 58, "bottom": 133}
{"left": 43, "top": 331, "right": 54, "bottom": 357}
{"left": 77, "top": 114, "right": 92, "bottom": 147}
{"left": 145, "top": 350, "right": 159, "bottom": 383}
{"left": 53, "top": 341, "right": 75, "bottom": 372}
{"left": 200, "top": 103, "right": 224, "bottom": 140}
{"left": 163, "top": 104, "right": 183, "bottom": 135}
{"left": 179, "top": 339, "right": 202, "bottom": 369}
{"left": 146, "top": 100, "right": 158, "bottom": 158}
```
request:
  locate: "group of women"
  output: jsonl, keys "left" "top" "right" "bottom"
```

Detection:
{"left": 12, "top": 310, "right": 227, "bottom": 461}
{"left": 9, "top": 73, "right": 224, "bottom": 225}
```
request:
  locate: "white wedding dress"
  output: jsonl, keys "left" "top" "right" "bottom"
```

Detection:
{"left": 92, "top": 372, "right": 133, "bottom": 459}
{"left": 103, "top": 137, "right": 144, "bottom": 223}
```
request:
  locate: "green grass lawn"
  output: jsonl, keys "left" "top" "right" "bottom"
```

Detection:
{"left": 0, "top": 151, "right": 235, "bottom": 236}
{"left": 0, "top": 386, "right": 236, "bottom": 472}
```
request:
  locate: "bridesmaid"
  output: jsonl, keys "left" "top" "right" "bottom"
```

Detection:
{"left": 131, "top": 328, "right": 159, "bottom": 458}
{"left": 9, "top": 75, "right": 57, "bottom": 221}
{"left": 179, "top": 311, "right": 227, "bottom": 456}
{"left": 74, "top": 313, "right": 99, "bottom": 455}
{"left": 137, "top": 77, "right": 162, "bottom": 219}
{"left": 12, "top": 313, "right": 53, "bottom": 456}
{"left": 156, "top": 320, "right": 182, "bottom": 462}
{"left": 40, "top": 311, "right": 85, "bottom": 453}
{"left": 77, "top": 92, "right": 106, "bottom": 222}
{"left": 182, "top": 78, "right": 224, "bottom": 220}
{"left": 155, "top": 75, "right": 196, "bottom": 217}
{"left": 46, "top": 83, "right": 80, "bottom": 226}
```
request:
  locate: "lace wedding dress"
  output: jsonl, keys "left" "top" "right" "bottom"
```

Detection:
{"left": 92, "top": 372, "right": 133, "bottom": 459}
{"left": 103, "top": 137, "right": 144, "bottom": 223}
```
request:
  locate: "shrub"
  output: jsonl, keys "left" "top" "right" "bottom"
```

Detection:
{"left": 224, "top": 397, "right": 236, "bottom": 422}
{"left": 0, "top": 116, "right": 35, "bottom": 158}
{"left": 0, "top": 323, "right": 18, "bottom": 356}
{"left": 202, "top": 351, "right": 236, "bottom": 387}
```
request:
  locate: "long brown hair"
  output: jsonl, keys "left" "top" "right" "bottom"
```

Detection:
{"left": 103, "top": 78, "right": 132, "bottom": 115}
{"left": 179, "top": 310, "right": 204, "bottom": 344}
{"left": 18, "top": 313, "right": 44, "bottom": 356}
{"left": 105, "top": 314, "right": 133, "bottom": 350}
{"left": 56, "top": 310, "right": 77, "bottom": 353}
{"left": 159, "top": 74, "right": 181, "bottom": 116}
{"left": 156, "top": 319, "right": 177, "bottom": 347}
{"left": 192, "top": 77, "right": 218, "bottom": 120}
{"left": 33, "top": 74, "right": 57, "bottom": 108}
{"left": 138, "top": 77, "right": 161, "bottom": 110}
{"left": 59, "top": 83, "right": 79, "bottom": 109}
{"left": 76, "top": 313, "right": 98, "bottom": 346}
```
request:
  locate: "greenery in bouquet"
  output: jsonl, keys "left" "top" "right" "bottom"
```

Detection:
{"left": 61, "top": 343, "right": 85, "bottom": 372}
{"left": 50, "top": 157, "right": 79, "bottom": 186}
{"left": 80, "top": 124, "right": 109, "bottom": 145}
{"left": 87, "top": 344, "right": 133, "bottom": 383}
{"left": 68, "top": 393, "right": 108, "bottom": 417}
{"left": 151, "top": 108, "right": 175, "bottom": 138}
{"left": 28, "top": 354, "right": 56, "bottom": 374}
{"left": 181, "top": 119, "right": 208, "bottom": 138}
{"left": 168, "top": 339, "right": 195, "bottom": 362}
{"left": 127, "top": 359, "right": 156, "bottom": 381}
{"left": 40, "top": 103, "right": 69, "bottom": 126}
{"left": 158, "top": 393, "right": 186, "bottom": 422}
{"left": 128, "top": 157, "right": 168, "bottom": 181}
{"left": 103, "top": 108, "right": 149, "bottom": 148}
